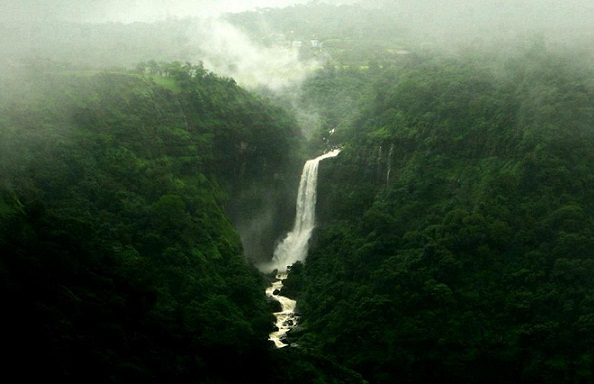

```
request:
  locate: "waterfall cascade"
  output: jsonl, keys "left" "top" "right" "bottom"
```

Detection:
{"left": 265, "top": 272, "right": 297, "bottom": 348}
{"left": 377, "top": 145, "right": 383, "bottom": 182}
{"left": 386, "top": 143, "right": 394, "bottom": 185}
{"left": 265, "top": 148, "right": 340, "bottom": 273}
{"left": 260, "top": 149, "right": 340, "bottom": 347}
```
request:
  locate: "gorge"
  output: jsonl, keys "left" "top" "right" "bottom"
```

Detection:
{"left": 2, "top": 2, "right": 593, "bottom": 380}
{"left": 260, "top": 149, "right": 341, "bottom": 347}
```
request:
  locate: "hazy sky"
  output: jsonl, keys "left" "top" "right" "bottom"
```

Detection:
{"left": 0, "top": 0, "right": 359, "bottom": 91}
{"left": 2, "top": 0, "right": 591, "bottom": 92}
{"left": 3, "top": 1, "right": 591, "bottom": 32}
{"left": 1, "top": 0, "right": 357, "bottom": 22}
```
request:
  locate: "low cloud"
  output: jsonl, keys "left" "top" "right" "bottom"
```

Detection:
{"left": 189, "top": 17, "right": 320, "bottom": 91}
{"left": 1, "top": 1, "right": 309, "bottom": 23}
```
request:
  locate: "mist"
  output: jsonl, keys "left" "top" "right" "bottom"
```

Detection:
{"left": 3, "top": 0, "right": 592, "bottom": 178}
{"left": 186, "top": 17, "right": 321, "bottom": 91}
{"left": 3, "top": 1, "right": 591, "bottom": 89}
{"left": 378, "top": 0, "right": 594, "bottom": 48}
{"left": 1, "top": 0, "right": 358, "bottom": 22}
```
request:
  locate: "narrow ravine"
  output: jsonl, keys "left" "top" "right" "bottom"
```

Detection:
{"left": 260, "top": 149, "right": 340, "bottom": 348}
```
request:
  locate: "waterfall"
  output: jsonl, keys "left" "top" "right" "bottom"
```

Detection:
{"left": 265, "top": 148, "right": 340, "bottom": 273}
{"left": 259, "top": 149, "right": 340, "bottom": 348}
{"left": 386, "top": 143, "right": 394, "bottom": 185}
{"left": 377, "top": 145, "right": 383, "bottom": 183}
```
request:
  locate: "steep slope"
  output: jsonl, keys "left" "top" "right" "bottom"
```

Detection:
{"left": 290, "top": 47, "right": 594, "bottom": 383}
{"left": 0, "top": 65, "right": 304, "bottom": 383}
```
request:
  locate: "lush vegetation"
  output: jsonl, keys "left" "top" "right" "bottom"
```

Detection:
{"left": 3, "top": 3, "right": 594, "bottom": 382}
{"left": 283, "top": 45, "right": 594, "bottom": 383}
{"left": 0, "top": 64, "right": 316, "bottom": 382}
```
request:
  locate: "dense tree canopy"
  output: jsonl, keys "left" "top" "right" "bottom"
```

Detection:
{"left": 285, "top": 46, "right": 594, "bottom": 384}
{"left": 0, "top": 64, "right": 309, "bottom": 383}
{"left": 2, "top": 8, "right": 593, "bottom": 382}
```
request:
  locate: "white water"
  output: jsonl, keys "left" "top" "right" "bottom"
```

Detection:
{"left": 386, "top": 143, "right": 394, "bottom": 185}
{"left": 260, "top": 149, "right": 340, "bottom": 348}
{"left": 265, "top": 149, "right": 340, "bottom": 273}
{"left": 265, "top": 272, "right": 297, "bottom": 348}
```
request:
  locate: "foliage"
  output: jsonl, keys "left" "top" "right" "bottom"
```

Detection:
{"left": 291, "top": 47, "right": 594, "bottom": 383}
{"left": 0, "top": 64, "right": 306, "bottom": 383}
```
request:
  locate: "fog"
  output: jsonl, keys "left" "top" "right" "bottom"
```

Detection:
{"left": 1, "top": 1, "right": 350, "bottom": 91}
{"left": 186, "top": 16, "right": 321, "bottom": 91}
{"left": 1, "top": 0, "right": 592, "bottom": 264}
{"left": 1, "top": 0, "right": 358, "bottom": 22}
{"left": 384, "top": 0, "right": 593, "bottom": 46}
{"left": 2, "top": 0, "right": 592, "bottom": 161}
{"left": 2, "top": 1, "right": 592, "bottom": 91}
{"left": 2, "top": 0, "right": 591, "bottom": 139}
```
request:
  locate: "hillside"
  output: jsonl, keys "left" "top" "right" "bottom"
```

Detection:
{"left": 284, "top": 45, "right": 594, "bottom": 383}
{"left": 0, "top": 64, "right": 306, "bottom": 382}
{"left": 2, "top": 3, "right": 593, "bottom": 382}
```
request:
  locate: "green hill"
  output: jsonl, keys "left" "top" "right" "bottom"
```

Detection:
{"left": 287, "top": 46, "right": 594, "bottom": 384}
{"left": 0, "top": 64, "right": 305, "bottom": 383}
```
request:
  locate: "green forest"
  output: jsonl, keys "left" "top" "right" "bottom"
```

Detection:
{"left": 1, "top": 2, "right": 594, "bottom": 383}
{"left": 0, "top": 63, "right": 339, "bottom": 382}
{"left": 288, "top": 45, "right": 594, "bottom": 383}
